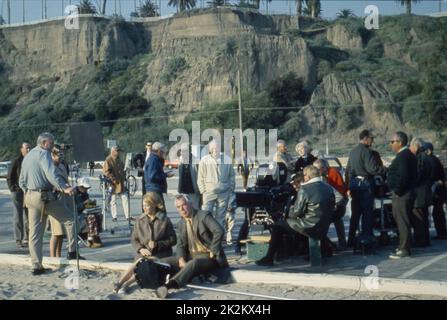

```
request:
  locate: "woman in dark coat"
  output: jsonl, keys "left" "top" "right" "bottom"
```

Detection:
{"left": 113, "top": 192, "right": 176, "bottom": 294}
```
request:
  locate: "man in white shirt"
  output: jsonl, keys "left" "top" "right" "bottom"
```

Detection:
{"left": 198, "top": 140, "right": 236, "bottom": 229}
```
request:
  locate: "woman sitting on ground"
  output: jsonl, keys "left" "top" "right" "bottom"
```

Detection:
{"left": 113, "top": 192, "right": 177, "bottom": 294}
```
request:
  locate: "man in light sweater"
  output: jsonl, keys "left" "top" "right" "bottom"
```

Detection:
{"left": 198, "top": 140, "right": 236, "bottom": 229}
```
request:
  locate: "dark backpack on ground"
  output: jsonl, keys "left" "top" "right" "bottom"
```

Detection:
{"left": 134, "top": 259, "right": 171, "bottom": 289}
{"left": 353, "top": 234, "right": 377, "bottom": 255}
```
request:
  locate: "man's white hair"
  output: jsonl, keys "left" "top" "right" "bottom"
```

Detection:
{"left": 36, "top": 132, "right": 54, "bottom": 147}
{"left": 175, "top": 194, "right": 191, "bottom": 203}
{"left": 296, "top": 141, "right": 310, "bottom": 154}
{"left": 152, "top": 142, "right": 167, "bottom": 153}
{"left": 208, "top": 140, "right": 219, "bottom": 152}
{"left": 277, "top": 139, "right": 286, "bottom": 148}
{"left": 410, "top": 137, "right": 425, "bottom": 150}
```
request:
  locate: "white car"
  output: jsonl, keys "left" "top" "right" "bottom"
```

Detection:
{"left": 0, "top": 161, "right": 11, "bottom": 178}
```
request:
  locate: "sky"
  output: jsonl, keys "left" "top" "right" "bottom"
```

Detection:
{"left": 0, "top": 0, "right": 446, "bottom": 24}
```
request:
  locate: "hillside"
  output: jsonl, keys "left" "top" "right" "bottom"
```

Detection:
{"left": 0, "top": 8, "right": 446, "bottom": 159}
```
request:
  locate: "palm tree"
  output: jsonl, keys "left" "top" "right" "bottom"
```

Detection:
{"left": 305, "top": 0, "right": 320, "bottom": 18}
{"left": 168, "top": 0, "right": 197, "bottom": 12}
{"left": 336, "top": 9, "right": 355, "bottom": 19}
{"left": 138, "top": 0, "right": 159, "bottom": 17}
{"left": 78, "top": 0, "right": 98, "bottom": 14}
{"left": 296, "top": 0, "right": 303, "bottom": 16}
{"left": 6, "top": 0, "right": 10, "bottom": 24}
{"left": 396, "top": 0, "right": 420, "bottom": 15}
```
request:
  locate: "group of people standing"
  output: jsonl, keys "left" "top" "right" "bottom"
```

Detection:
{"left": 256, "top": 129, "right": 447, "bottom": 266}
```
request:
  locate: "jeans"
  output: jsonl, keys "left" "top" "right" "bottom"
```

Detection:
{"left": 348, "top": 178, "right": 375, "bottom": 241}
{"left": 11, "top": 191, "right": 29, "bottom": 242}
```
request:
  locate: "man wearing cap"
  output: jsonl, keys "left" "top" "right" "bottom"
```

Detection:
{"left": 76, "top": 177, "right": 102, "bottom": 248}
{"left": 19, "top": 133, "right": 80, "bottom": 275}
{"left": 103, "top": 146, "right": 130, "bottom": 222}
{"left": 345, "top": 129, "right": 387, "bottom": 246}
{"left": 144, "top": 142, "right": 174, "bottom": 207}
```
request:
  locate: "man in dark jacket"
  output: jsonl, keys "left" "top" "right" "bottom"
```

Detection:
{"left": 345, "top": 130, "right": 386, "bottom": 246}
{"left": 156, "top": 194, "right": 228, "bottom": 298}
{"left": 144, "top": 142, "right": 174, "bottom": 208}
{"left": 256, "top": 165, "right": 335, "bottom": 266}
{"left": 409, "top": 138, "right": 432, "bottom": 247}
{"left": 388, "top": 131, "right": 417, "bottom": 259}
{"left": 425, "top": 143, "right": 447, "bottom": 239}
{"left": 7, "top": 142, "right": 31, "bottom": 249}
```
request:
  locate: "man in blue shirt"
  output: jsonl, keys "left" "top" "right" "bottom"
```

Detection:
{"left": 19, "top": 132, "right": 82, "bottom": 275}
{"left": 144, "top": 142, "right": 174, "bottom": 208}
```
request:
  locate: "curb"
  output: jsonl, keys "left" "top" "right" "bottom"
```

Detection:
{"left": 1, "top": 253, "right": 446, "bottom": 298}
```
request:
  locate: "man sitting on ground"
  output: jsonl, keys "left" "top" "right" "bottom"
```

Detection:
{"left": 155, "top": 194, "right": 228, "bottom": 299}
{"left": 256, "top": 165, "right": 335, "bottom": 266}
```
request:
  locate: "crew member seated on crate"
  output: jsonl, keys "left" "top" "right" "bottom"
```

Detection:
{"left": 256, "top": 165, "right": 335, "bottom": 266}
{"left": 75, "top": 177, "right": 103, "bottom": 248}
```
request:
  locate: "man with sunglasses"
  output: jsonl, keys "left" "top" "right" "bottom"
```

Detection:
{"left": 388, "top": 131, "right": 417, "bottom": 259}
{"left": 345, "top": 129, "right": 386, "bottom": 247}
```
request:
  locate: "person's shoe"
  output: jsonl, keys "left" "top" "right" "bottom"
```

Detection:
{"left": 113, "top": 282, "right": 121, "bottom": 294}
{"left": 432, "top": 235, "right": 447, "bottom": 240}
{"left": 32, "top": 267, "right": 50, "bottom": 276}
{"left": 67, "top": 252, "right": 86, "bottom": 260}
{"left": 389, "top": 250, "right": 410, "bottom": 259}
{"left": 129, "top": 217, "right": 136, "bottom": 221}
{"left": 234, "top": 245, "right": 242, "bottom": 256}
{"left": 112, "top": 218, "right": 117, "bottom": 222}
{"left": 155, "top": 286, "right": 169, "bottom": 299}
{"left": 90, "top": 242, "right": 103, "bottom": 249}
{"left": 16, "top": 240, "right": 23, "bottom": 249}
{"left": 22, "top": 240, "right": 29, "bottom": 247}
{"left": 118, "top": 283, "right": 131, "bottom": 294}
{"left": 255, "top": 257, "right": 274, "bottom": 267}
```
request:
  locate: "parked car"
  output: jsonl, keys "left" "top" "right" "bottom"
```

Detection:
{"left": 0, "top": 161, "right": 11, "bottom": 178}
{"left": 164, "top": 158, "right": 179, "bottom": 169}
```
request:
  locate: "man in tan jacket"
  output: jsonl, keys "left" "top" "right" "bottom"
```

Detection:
{"left": 103, "top": 146, "right": 130, "bottom": 222}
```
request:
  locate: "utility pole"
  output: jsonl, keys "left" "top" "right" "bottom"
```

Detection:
{"left": 22, "top": 0, "right": 25, "bottom": 23}
{"left": 44, "top": 0, "right": 47, "bottom": 19}
{"left": 7, "top": 0, "right": 10, "bottom": 24}
{"left": 237, "top": 70, "right": 244, "bottom": 158}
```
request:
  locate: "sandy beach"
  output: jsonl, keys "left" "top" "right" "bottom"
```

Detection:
{"left": 0, "top": 264, "right": 445, "bottom": 300}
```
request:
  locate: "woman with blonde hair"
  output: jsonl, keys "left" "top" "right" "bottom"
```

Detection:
{"left": 294, "top": 141, "right": 317, "bottom": 174}
{"left": 113, "top": 192, "right": 176, "bottom": 294}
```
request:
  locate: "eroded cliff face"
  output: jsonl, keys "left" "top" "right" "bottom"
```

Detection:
{"left": 326, "top": 24, "right": 363, "bottom": 51}
{"left": 0, "top": 17, "right": 149, "bottom": 80}
{"left": 302, "top": 73, "right": 403, "bottom": 139}
{"left": 0, "top": 9, "right": 316, "bottom": 109}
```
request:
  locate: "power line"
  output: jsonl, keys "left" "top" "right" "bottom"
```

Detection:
{"left": 2, "top": 95, "right": 447, "bottom": 130}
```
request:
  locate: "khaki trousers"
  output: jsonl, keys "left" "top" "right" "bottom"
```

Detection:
{"left": 25, "top": 190, "right": 76, "bottom": 269}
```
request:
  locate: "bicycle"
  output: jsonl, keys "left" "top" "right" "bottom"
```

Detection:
{"left": 125, "top": 167, "right": 138, "bottom": 197}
